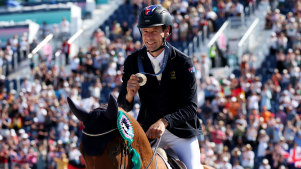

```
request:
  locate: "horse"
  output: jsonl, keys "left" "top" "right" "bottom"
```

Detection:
{"left": 67, "top": 95, "right": 214, "bottom": 169}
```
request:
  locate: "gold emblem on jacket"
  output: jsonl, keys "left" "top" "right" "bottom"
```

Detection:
{"left": 170, "top": 71, "right": 176, "bottom": 79}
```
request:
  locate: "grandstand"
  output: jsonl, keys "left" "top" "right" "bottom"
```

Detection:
{"left": 0, "top": 0, "right": 300, "bottom": 168}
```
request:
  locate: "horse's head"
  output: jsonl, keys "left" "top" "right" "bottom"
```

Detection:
{"left": 67, "top": 94, "right": 157, "bottom": 169}
{"left": 67, "top": 94, "right": 118, "bottom": 133}
{"left": 67, "top": 95, "right": 120, "bottom": 158}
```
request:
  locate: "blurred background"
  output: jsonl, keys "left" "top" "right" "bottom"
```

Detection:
{"left": 0, "top": 0, "right": 300, "bottom": 168}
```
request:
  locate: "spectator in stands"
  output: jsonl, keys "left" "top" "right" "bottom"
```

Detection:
{"left": 70, "top": 56, "right": 80, "bottom": 74}
{"left": 112, "top": 22, "right": 123, "bottom": 39}
{"left": 248, "top": 91, "right": 260, "bottom": 112}
{"left": 54, "top": 153, "right": 69, "bottom": 169}
{"left": 210, "top": 121, "right": 226, "bottom": 155}
{"left": 10, "top": 35, "right": 18, "bottom": 54}
{"left": 258, "top": 159, "right": 271, "bottom": 169}
{"left": 19, "top": 34, "right": 29, "bottom": 60}
{"left": 62, "top": 39, "right": 70, "bottom": 65}
{"left": 3, "top": 46, "right": 13, "bottom": 74}
{"left": 60, "top": 17, "right": 70, "bottom": 39}
{"left": 241, "top": 144, "right": 255, "bottom": 169}
{"left": 179, "top": 16, "right": 189, "bottom": 41}
{"left": 132, "top": 20, "right": 141, "bottom": 41}
{"left": 41, "top": 21, "right": 50, "bottom": 38}
{"left": 68, "top": 143, "right": 81, "bottom": 166}
{"left": 93, "top": 29, "right": 105, "bottom": 48}
{"left": 233, "top": 0, "right": 244, "bottom": 16}
{"left": 206, "top": 7, "right": 218, "bottom": 33}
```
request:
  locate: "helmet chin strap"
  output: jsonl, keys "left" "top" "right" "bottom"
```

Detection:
{"left": 149, "top": 44, "right": 165, "bottom": 53}
{"left": 148, "top": 37, "right": 166, "bottom": 53}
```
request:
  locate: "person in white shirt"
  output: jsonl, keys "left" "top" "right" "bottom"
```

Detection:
{"left": 241, "top": 144, "right": 255, "bottom": 168}
{"left": 248, "top": 91, "right": 260, "bottom": 112}
{"left": 219, "top": 156, "right": 232, "bottom": 169}
{"left": 69, "top": 143, "right": 82, "bottom": 165}
{"left": 232, "top": 159, "right": 243, "bottom": 169}
{"left": 60, "top": 17, "right": 70, "bottom": 38}
{"left": 258, "top": 159, "right": 271, "bottom": 169}
{"left": 19, "top": 35, "right": 29, "bottom": 59}
{"left": 257, "top": 130, "right": 269, "bottom": 162}
{"left": 234, "top": 1, "right": 244, "bottom": 16}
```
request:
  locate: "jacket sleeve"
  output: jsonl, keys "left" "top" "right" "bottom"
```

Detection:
{"left": 117, "top": 55, "right": 134, "bottom": 112}
{"left": 163, "top": 55, "right": 198, "bottom": 129}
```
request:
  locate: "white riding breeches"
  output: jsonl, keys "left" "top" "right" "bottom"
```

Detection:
{"left": 155, "top": 130, "right": 204, "bottom": 169}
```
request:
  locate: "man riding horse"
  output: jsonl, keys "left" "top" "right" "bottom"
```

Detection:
{"left": 117, "top": 5, "right": 204, "bottom": 169}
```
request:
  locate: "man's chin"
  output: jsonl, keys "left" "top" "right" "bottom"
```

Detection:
{"left": 146, "top": 47, "right": 156, "bottom": 52}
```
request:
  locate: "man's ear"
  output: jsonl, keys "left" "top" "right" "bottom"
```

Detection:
{"left": 164, "top": 26, "right": 171, "bottom": 37}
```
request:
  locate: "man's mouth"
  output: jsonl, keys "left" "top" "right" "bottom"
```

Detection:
{"left": 146, "top": 42, "right": 155, "bottom": 45}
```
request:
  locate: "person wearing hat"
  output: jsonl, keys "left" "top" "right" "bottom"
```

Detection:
{"left": 258, "top": 158, "right": 271, "bottom": 169}
{"left": 241, "top": 144, "right": 254, "bottom": 169}
{"left": 118, "top": 5, "right": 202, "bottom": 169}
{"left": 69, "top": 143, "right": 82, "bottom": 166}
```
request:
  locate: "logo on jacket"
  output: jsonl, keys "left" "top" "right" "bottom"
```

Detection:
{"left": 144, "top": 5, "right": 158, "bottom": 16}
{"left": 170, "top": 71, "right": 176, "bottom": 79}
{"left": 188, "top": 67, "right": 195, "bottom": 73}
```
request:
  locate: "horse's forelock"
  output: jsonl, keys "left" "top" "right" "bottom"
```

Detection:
{"left": 84, "top": 106, "right": 114, "bottom": 130}
{"left": 89, "top": 105, "right": 108, "bottom": 118}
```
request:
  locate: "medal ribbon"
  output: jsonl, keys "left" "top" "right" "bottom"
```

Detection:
{"left": 137, "top": 42, "right": 170, "bottom": 76}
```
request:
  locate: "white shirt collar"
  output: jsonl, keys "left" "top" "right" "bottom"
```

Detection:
{"left": 147, "top": 50, "right": 165, "bottom": 67}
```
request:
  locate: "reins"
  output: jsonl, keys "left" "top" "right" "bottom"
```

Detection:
{"left": 145, "top": 136, "right": 161, "bottom": 169}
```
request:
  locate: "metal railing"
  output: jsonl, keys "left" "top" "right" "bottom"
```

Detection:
{"left": 237, "top": 18, "right": 259, "bottom": 60}
{"left": 183, "top": 27, "right": 206, "bottom": 57}
{"left": 181, "top": 0, "right": 264, "bottom": 63}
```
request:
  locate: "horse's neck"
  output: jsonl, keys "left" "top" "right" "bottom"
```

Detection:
{"left": 127, "top": 114, "right": 156, "bottom": 168}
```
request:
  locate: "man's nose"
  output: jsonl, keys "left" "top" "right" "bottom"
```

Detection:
{"left": 144, "top": 33, "right": 153, "bottom": 39}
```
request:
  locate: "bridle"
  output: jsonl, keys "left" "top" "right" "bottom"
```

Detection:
{"left": 82, "top": 128, "right": 117, "bottom": 137}
{"left": 82, "top": 128, "right": 161, "bottom": 169}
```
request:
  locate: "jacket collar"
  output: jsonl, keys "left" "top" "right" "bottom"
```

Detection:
{"left": 139, "top": 43, "right": 176, "bottom": 81}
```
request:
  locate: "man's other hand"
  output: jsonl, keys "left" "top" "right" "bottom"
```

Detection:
{"left": 146, "top": 118, "right": 168, "bottom": 139}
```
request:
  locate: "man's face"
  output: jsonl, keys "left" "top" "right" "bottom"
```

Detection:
{"left": 141, "top": 26, "right": 166, "bottom": 52}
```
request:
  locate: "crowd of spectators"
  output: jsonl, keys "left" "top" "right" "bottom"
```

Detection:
{"left": 3, "top": 0, "right": 301, "bottom": 169}
{"left": 0, "top": 17, "right": 70, "bottom": 78}
{"left": 0, "top": 33, "right": 32, "bottom": 77}
{"left": 194, "top": 1, "right": 301, "bottom": 168}
{"left": 129, "top": 0, "right": 252, "bottom": 43}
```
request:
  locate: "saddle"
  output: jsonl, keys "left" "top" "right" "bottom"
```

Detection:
{"left": 154, "top": 148, "right": 187, "bottom": 169}
{"left": 150, "top": 139, "right": 187, "bottom": 169}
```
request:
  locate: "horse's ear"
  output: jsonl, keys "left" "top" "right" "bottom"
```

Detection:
{"left": 105, "top": 94, "right": 118, "bottom": 121}
{"left": 67, "top": 97, "right": 90, "bottom": 122}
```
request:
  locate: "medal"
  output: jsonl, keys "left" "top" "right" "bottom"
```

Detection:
{"left": 135, "top": 73, "right": 147, "bottom": 86}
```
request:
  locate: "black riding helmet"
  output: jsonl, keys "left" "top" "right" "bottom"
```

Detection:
{"left": 138, "top": 5, "right": 172, "bottom": 30}
{"left": 138, "top": 5, "right": 172, "bottom": 52}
